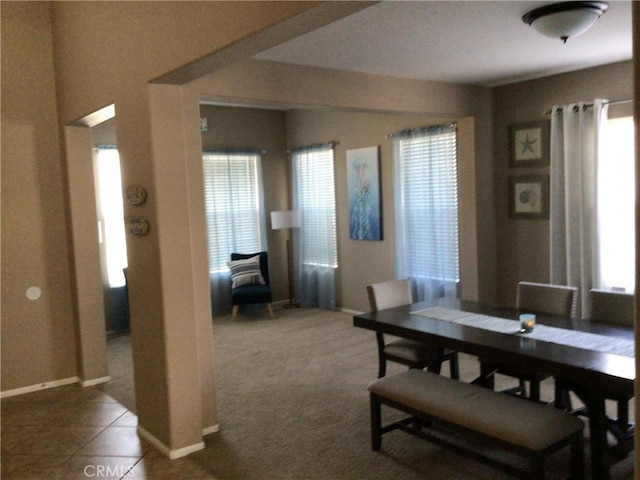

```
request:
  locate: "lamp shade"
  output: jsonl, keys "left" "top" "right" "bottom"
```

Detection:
{"left": 522, "top": 1, "right": 608, "bottom": 43}
{"left": 271, "top": 210, "right": 301, "bottom": 230}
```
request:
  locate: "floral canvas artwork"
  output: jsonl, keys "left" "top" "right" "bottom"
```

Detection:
{"left": 347, "top": 146, "right": 381, "bottom": 241}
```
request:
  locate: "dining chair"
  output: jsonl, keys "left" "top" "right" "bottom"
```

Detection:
{"left": 481, "top": 281, "right": 577, "bottom": 401}
{"left": 589, "top": 288, "right": 634, "bottom": 327}
{"left": 366, "top": 279, "right": 459, "bottom": 379}
{"left": 229, "top": 252, "right": 275, "bottom": 321}
{"left": 556, "top": 288, "right": 635, "bottom": 454}
{"left": 517, "top": 281, "right": 578, "bottom": 320}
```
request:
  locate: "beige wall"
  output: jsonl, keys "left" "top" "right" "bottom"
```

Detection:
{"left": 1, "top": 1, "right": 78, "bottom": 390}
{"left": 493, "top": 61, "right": 634, "bottom": 306}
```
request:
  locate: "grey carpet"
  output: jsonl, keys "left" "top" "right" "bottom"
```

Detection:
{"left": 102, "top": 307, "right": 634, "bottom": 479}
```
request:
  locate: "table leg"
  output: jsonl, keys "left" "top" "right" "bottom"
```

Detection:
{"left": 581, "top": 392, "right": 611, "bottom": 480}
{"left": 557, "top": 381, "right": 633, "bottom": 480}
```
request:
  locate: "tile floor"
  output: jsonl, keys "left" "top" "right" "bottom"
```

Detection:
{"left": 1, "top": 384, "right": 216, "bottom": 480}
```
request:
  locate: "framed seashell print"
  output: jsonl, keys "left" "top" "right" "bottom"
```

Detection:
{"left": 509, "top": 174, "right": 549, "bottom": 219}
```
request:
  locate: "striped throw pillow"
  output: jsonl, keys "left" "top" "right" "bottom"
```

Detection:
{"left": 227, "top": 255, "right": 265, "bottom": 289}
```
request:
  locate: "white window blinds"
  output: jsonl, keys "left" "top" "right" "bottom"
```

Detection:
{"left": 394, "top": 123, "right": 460, "bottom": 296}
{"left": 202, "top": 150, "right": 265, "bottom": 273}
{"left": 292, "top": 144, "right": 338, "bottom": 268}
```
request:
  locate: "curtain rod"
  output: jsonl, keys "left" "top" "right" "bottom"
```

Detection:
{"left": 387, "top": 121, "right": 457, "bottom": 139}
{"left": 544, "top": 98, "right": 632, "bottom": 116}
{"left": 203, "top": 147, "right": 266, "bottom": 155}
{"left": 288, "top": 141, "right": 339, "bottom": 154}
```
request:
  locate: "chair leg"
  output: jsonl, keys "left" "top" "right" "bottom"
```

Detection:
{"left": 449, "top": 353, "right": 460, "bottom": 379}
{"left": 616, "top": 398, "right": 630, "bottom": 433}
{"left": 378, "top": 358, "right": 386, "bottom": 378}
{"left": 554, "top": 381, "right": 574, "bottom": 412}
{"left": 266, "top": 303, "right": 274, "bottom": 319}
{"left": 376, "top": 333, "right": 387, "bottom": 378}
{"left": 517, "top": 379, "right": 527, "bottom": 397}
{"left": 370, "top": 394, "right": 382, "bottom": 451}
{"left": 232, "top": 305, "right": 239, "bottom": 321}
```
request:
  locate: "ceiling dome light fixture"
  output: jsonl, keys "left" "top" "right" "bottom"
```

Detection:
{"left": 522, "top": 1, "right": 609, "bottom": 43}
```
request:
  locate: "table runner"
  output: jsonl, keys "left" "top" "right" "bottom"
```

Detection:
{"left": 410, "top": 306, "right": 635, "bottom": 358}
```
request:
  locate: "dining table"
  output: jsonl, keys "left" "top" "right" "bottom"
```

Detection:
{"left": 352, "top": 297, "right": 635, "bottom": 480}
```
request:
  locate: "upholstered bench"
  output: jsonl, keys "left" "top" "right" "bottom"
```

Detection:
{"left": 368, "top": 369, "right": 585, "bottom": 479}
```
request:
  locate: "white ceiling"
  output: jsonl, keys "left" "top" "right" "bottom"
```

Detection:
{"left": 254, "top": 1, "right": 633, "bottom": 87}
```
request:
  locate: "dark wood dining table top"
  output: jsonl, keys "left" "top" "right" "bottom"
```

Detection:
{"left": 353, "top": 297, "right": 635, "bottom": 396}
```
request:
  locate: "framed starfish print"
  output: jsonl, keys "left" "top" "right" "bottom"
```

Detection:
{"left": 509, "top": 121, "right": 549, "bottom": 168}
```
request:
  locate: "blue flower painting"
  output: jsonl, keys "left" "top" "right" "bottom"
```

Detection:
{"left": 347, "top": 146, "right": 381, "bottom": 241}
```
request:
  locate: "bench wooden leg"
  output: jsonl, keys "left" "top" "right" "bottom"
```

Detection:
{"left": 266, "top": 303, "right": 274, "bottom": 319}
{"left": 530, "top": 453, "right": 545, "bottom": 480}
{"left": 232, "top": 305, "right": 239, "bottom": 321}
{"left": 570, "top": 433, "right": 585, "bottom": 480}
{"left": 370, "top": 394, "right": 382, "bottom": 451}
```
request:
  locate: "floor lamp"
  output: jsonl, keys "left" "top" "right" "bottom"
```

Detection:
{"left": 271, "top": 210, "right": 301, "bottom": 308}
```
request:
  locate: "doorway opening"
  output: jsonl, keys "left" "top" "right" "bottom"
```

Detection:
{"left": 90, "top": 117, "right": 135, "bottom": 411}
{"left": 94, "top": 144, "right": 129, "bottom": 336}
{"left": 91, "top": 119, "right": 129, "bottom": 337}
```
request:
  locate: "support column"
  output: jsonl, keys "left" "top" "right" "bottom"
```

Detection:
{"left": 130, "top": 83, "right": 216, "bottom": 457}
{"left": 64, "top": 125, "right": 109, "bottom": 386}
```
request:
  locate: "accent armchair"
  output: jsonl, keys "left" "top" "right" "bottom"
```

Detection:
{"left": 229, "top": 252, "right": 274, "bottom": 321}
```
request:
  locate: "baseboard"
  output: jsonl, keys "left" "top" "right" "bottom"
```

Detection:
{"left": 0, "top": 376, "right": 79, "bottom": 398}
{"left": 272, "top": 304, "right": 364, "bottom": 315}
{"left": 81, "top": 376, "right": 111, "bottom": 387}
{"left": 137, "top": 425, "right": 205, "bottom": 459}
{"left": 272, "top": 299, "right": 290, "bottom": 307}
{"left": 202, "top": 424, "right": 220, "bottom": 436}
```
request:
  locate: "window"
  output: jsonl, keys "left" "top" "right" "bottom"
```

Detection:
{"left": 291, "top": 143, "right": 337, "bottom": 309}
{"left": 597, "top": 116, "right": 635, "bottom": 291}
{"left": 292, "top": 144, "right": 338, "bottom": 268}
{"left": 95, "top": 146, "right": 128, "bottom": 288}
{"left": 393, "top": 123, "right": 460, "bottom": 299}
{"left": 202, "top": 150, "right": 266, "bottom": 274}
